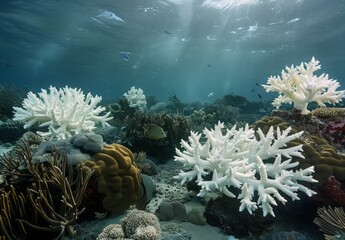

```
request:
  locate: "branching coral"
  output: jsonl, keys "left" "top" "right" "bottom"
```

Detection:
{"left": 13, "top": 86, "right": 113, "bottom": 140}
{"left": 123, "top": 86, "right": 147, "bottom": 111}
{"left": 263, "top": 57, "right": 344, "bottom": 114}
{"left": 174, "top": 122, "right": 317, "bottom": 217}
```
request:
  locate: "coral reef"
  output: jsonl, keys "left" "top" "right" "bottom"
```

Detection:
{"left": 82, "top": 144, "right": 155, "bottom": 215}
{"left": 124, "top": 110, "right": 190, "bottom": 161}
{"left": 252, "top": 115, "right": 345, "bottom": 185}
{"left": 315, "top": 176, "right": 345, "bottom": 206}
{"left": 174, "top": 121, "right": 317, "bottom": 217}
{"left": 13, "top": 86, "right": 113, "bottom": 140}
{"left": 123, "top": 86, "right": 147, "bottom": 111}
{"left": 133, "top": 151, "right": 158, "bottom": 176}
{"left": 189, "top": 104, "right": 240, "bottom": 132}
{"left": 97, "top": 210, "right": 161, "bottom": 240}
{"left": 0, "top": 142, "right": 92, "bottom": 239}
{"left": 311, "top": 107, "right": 345, "bottom": 118}
{"left": 263, "top": 57, "right": 344, "bottom": 114}
{"left": 168, "top": 92, "right": 184, "bottom": 114}
{"left": 204, "top": 196, "right": 274, "bottom": 237}
{"left": 32, "top": 133, "right": 104, "bottom": 166}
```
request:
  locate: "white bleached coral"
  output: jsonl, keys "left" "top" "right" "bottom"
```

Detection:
{"left": 123, "top": 86, "right": 147, "bottom": 111}
{"left": 262, "top": 57, "right": 344, "bottom": 114}
{"left": 174, "top": 122, "right": 317, "bottom": 217}
{"left": 13, "top": 86, "right": 113, "bottom": 140}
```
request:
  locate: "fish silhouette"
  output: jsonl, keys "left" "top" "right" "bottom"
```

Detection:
{"left": 120, "top": 52, "right": 130, "bottom": 61}
{"left": 97, "top": 10, "right": 125, "bottom": 23}
{"left": 144, "top": 124, "right": 167, "bottom": 140}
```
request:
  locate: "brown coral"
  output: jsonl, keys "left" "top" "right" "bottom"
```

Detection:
{"left": 82, "top": 144, "right": 143, "bottom": 215}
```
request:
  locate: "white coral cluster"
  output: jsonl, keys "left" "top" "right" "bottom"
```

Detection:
{"left": 97, "top": 210, "right": 161, "bottom": 240}
{"left": 13, "top": 86, "right": 113, "bottom": 140}
{"left": 123, "top": 86, "right": 147, "bottom": 111}
{"left": 263, "top": 57, "right": 344, "bottom": 114}
{"left": 174, "top": 122, "right": 317, "bottom": 217}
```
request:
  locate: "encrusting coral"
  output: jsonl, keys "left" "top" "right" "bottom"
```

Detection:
{"left": 263, "top": 57, "right": 344, "bottom": 114}
{"left": 12, "top": 86, "right": 113, "bottom": 140}
{"left": 97, "top": 210, "right": 161, "bottom": 240}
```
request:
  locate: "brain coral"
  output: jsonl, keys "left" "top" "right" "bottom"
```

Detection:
{"left": 83, "top": 143, "right": 143, "bottom": 214}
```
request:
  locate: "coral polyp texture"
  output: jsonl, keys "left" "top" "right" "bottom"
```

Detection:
{"left": 263, "top": 57, "right": 344, "bottom": 114}
{"left": 97, "top": 210, "right": 161, "bottom": 240}
{"left": 174, "top": 122, "right": 317, "bottom": 217}
{"left": 13, "top": 86, "right": 113, "bottom": 140}
{"left": 82, "top": 143, "right": 143, "bottom": 215}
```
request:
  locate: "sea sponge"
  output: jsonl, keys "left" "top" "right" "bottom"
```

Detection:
{"left": 82, "top": 143, "right": 143, "bottom": 214}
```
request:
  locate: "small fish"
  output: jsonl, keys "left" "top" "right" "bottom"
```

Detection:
{"left": 164, "top": 30, "right": 171, "bottom": 35}
{"left": 144, "top": 124, "right": 167, "bottom": 140}
{"left": 97, "top": 10, "right": 125, "bottom": 23}
{"left": 120, "top": 52, "right": 130, "bottom": 61}
{"left": 255, "top": 82, "right": 259, "bottom": 87}
{"left": 5, "top": 64, "right": 11, "bottom": 67}
{"left": 287, "top": 18, "right": 299, "bottom": 24}
{"left": 208, "top": 92, "right": 214, "bottom": 97}
{"left": 258, "top": 93, "right": 262, "bottom": 100}
{"left": 208, "top": 64, "right": 211, "bottom": 67}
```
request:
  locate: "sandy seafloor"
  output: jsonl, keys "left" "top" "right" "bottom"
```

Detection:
{"left": 0, "top": 143, "right": 324, "bottom": 240}
{"left": 64, "top": 158, "right": 323, "bottom": 240}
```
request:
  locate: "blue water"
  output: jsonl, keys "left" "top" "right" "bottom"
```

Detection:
{"left": 0, "top": 0, "right": 344, "bottom": 102}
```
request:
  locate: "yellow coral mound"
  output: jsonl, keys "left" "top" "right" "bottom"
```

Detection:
{"left": 83, "top": 144, "right": 142, "bottom": 214}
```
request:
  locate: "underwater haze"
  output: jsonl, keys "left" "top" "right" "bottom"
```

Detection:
{"left": 0, "top": 0, "right": 345, "bottom": 102}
